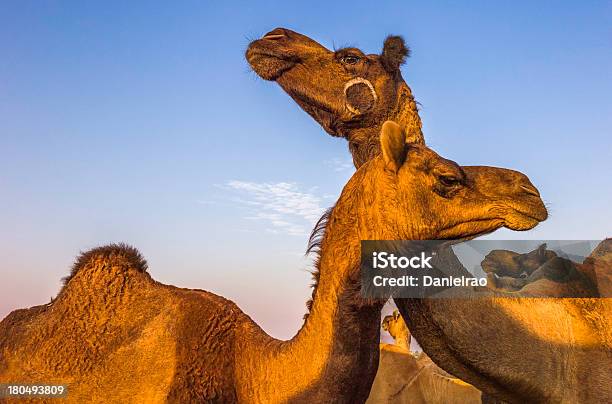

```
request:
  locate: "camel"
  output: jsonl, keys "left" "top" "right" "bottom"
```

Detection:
{"left": 382, "top": 310, "right": 411, "bottom": 351}
{"left": 246, "top": 27, "right": 423, "bottom": 168}
{"left": 481, "top": 243, "right": 556, "bottom": 278}
{"left": 368, "top": 310, "right": 482, "bottom": 404}
{"left": 247, "top": 28, "right": 612, "bottom": 403}
{"left": 0, "top": 121, "right": 547, "bottom": 402}
{"left": 484, "top": 244, "right": 600, "bottom": 297}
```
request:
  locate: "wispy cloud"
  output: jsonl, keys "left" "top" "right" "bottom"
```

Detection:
{"left": 325, "top": 157, "right": 354, "bottom": 172}
{"left": 226, "top": 181, "right": 326, "bottom": 236}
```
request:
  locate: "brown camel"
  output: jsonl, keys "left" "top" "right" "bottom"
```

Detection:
{"left": 382, "top": 310, "right": 411, "bottom": 351}
{"left": 482, "top": 243, "right": 556, "bottom": 278}
{"left": 369, "top": 310, "right": 482, "bottom": 404}
{"left": 0, "top": 122, "right": 546, "bottom": 402}
{"left": 247, "top": 28, "right": 612, "bottom": 403}
{"left": 484, "top": 244, "right": 600, "bottom": 297}
{"left": 246, "top": 27, "right": 423, "bottom": 168}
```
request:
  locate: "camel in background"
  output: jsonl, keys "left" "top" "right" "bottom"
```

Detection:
{"left": 247, "top": 28, "right": 612, "bottom": 403}
{"left": 382, "top": 310, "right": 411, "bottom": 351}
{"left": 369, "top": 310, "right": 482, "bottom": 403}
{"left": 0, "top": 122, "right": 547, "bottom": 402}
{"left": 484, "top": 243, "right": 600, "bottom": 297}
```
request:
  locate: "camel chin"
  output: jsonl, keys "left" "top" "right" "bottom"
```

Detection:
{"left": 247, "top": 53, "right": 294, "bottom": 80}
{"left": 503, "top": 214, "right": 542, "bottom": 231}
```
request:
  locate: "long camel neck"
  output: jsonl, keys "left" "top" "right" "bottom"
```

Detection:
{"left": 346, "top": 82, "right": 423, "bottom": 168}
{"left": 394, "top": 295, "right": 607, "bottom": 403}
{"left": 234, "top": 170, "right": 384, "bottom": 403}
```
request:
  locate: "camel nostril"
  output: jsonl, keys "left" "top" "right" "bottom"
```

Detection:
{"left": 520, "top": 184, "right": 540, "bottom": 198}
{"left": 262, "top": 28, "right": 287, "bottom": 40}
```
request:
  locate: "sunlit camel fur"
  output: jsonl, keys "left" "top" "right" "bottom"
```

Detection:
{"left": 247, "top": 27, "right": 423, "bottom": 168}
{"left": 247, "top": 28, "right": 612, "bottom": 403}
{"left": 0, "top": 122, "right": 546, "bottom": 402}
{"left": 382, "top": 310, "right": 411, "bottom": 351}
{"left": 368, "top": 311, "right": 481, "bottom": 404}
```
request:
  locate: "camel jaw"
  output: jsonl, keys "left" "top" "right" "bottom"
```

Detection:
{"left": 503, "top": 211, "right": 544, "bottom": 231}
{"left": 246, "top": 51, "right": 297, "bottom": 81}
{"left": 501, "top": 203, "right": 548, "bottom": 231}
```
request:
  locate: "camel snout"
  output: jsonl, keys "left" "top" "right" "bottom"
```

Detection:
{"left": 514, "top": 177, "right": 548, "bottom": 222}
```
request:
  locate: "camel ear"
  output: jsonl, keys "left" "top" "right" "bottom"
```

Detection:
{"left": 537, "top": 243, "right": 547, "bottom": 257}
{"left": 381, "top": 121, "right": 407, "bottom": 172}
{"left": 381, "top": 35, "right": 410, "bottom": 72}
{"left": 393, "top": 310, "right": 400, "bottom": 320}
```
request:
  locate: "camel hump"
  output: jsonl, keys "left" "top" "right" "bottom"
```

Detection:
{"left": 62, "top": 243, "right": 148, "bottom": 287}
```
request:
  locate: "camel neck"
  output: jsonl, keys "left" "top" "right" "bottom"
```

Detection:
{"left": 235, "top": 171, "right": 384, "bottom": 402}
{"left": 347, "top": 82, "right": 423, "bottom": 168}
{"left": 394, "top": 296, "right": 571, "bottom": 403}
{"left": 392, "top": 82, "right": 424, "bottom": 145}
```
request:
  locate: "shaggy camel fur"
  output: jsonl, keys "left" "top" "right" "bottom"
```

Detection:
{"left": 368, "top": 311, "right": 481, "bottom": 404}
{"left": 0, "top": 122, "right": 547, "bottom": 402}
{"left": 247, "top": 28, "right": 611, "bottom": 403}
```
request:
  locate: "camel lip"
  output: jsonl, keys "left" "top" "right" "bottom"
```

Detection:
{"left": 246, "top": 39, "right": 300, "bottom": 63}
{"left": 246, "top": 46, "right": 299, "bottom": 81}
{"left": 247, "top": 48, "right": 298, "bottom": 63}
{"left": 433, "top": 222, "right": 501, "bottom": 249}
{"left": 500, "top": 207, "right": 546, "bottom": 232}
{"left": 439, "top": 229, "right": 496, "bottom": 248}
{"left": 509, "top": 205, "right": 548, "bottom": 223}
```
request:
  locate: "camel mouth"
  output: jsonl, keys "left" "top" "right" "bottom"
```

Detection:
{"left": 488, "top": 201, "right": 546, "bottom": 233}
{"left": 246, "top": 41, "right": 299, "bottom": 81}
{"left": 503, "top": 209, "right": 545, "bottom": 231}
{"left": 437, "top": 220, "right": 502, "bottom": 242}
{"left": 514, "top": 208, "right": 546, "bottom": 223}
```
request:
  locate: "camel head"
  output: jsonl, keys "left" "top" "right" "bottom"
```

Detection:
{"left": 382, "top": 310, "right": 401, "bottom": 333}
{"left": 360, "top": 121, "right": 548, "bottom": 241}
{"left": 482, "top": 243, "right": 557, "bottom": 277}
{"left": 383, "top": 309, "right": 410, "bottom": 336}
{"left": 246, "top": 28, "right": 423, "bottom": 166}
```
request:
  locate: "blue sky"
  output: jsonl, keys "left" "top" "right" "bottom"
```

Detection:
{"left": 1, "top": 1, "right": 610, "bottom": 339}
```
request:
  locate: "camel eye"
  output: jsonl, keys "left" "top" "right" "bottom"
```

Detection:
{"left": 341, "top": 55, "right": 361, "bottom": 65}
{"left": 438, "top": 175, "right": 461, "bottom": 187}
